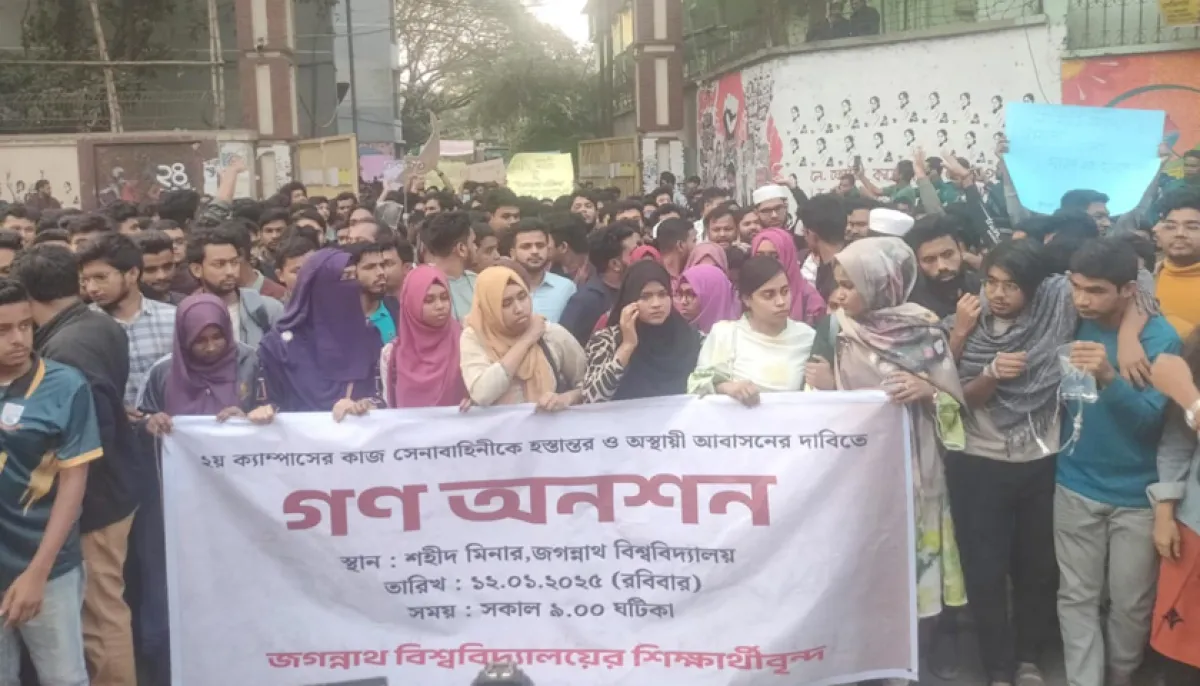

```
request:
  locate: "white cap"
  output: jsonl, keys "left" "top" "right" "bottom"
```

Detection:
{"left": 869, "top": 208, "right": 915, "bottom": 237}
{"left": 752, "top": 184, "right": 789, "bottom": 206}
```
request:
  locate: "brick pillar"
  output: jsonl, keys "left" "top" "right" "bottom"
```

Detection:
{"left": 631, "top": 0, "right": 683, "bottom": 135}
{"left": 234, "top": 0, "right": 299, "bottom": 140}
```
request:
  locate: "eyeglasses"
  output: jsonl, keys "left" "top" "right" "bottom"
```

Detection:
{"left": 984, "top": 278, "right": 1021, "bottom": 295}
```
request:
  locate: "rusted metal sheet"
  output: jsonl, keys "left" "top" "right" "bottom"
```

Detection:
{"left": 78, "top": 135, "right": 217, "bottom": 209}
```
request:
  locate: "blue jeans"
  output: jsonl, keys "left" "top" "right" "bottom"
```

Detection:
{"left": 0, "top": 566, "right": 88, "bottom": 686}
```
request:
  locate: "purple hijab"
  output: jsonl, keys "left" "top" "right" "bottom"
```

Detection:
{"left": 258, "top": 248, "right": 382, "bottom": 411}
{"left": 680, "top": 265, "right": 740, "bottom": 334}
{"left": 164, "top": 293, "right": 239, "bottom": 415}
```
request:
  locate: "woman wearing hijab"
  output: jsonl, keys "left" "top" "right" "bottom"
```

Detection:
{"left": 806, "top": 237, "right": 967, "bottom": 632}
{"left": 460, "top": 265, "right": 586, "bottom": 410}
{"left": 751, "top": 228, "right": 826, "bottom": 325}
{"left": 386, "top": 265, "right": 466, "bottom": 408}
{"left": 582, "top": 261, "right": 701, "bottom": 403}
{"left": 258, "top": 248, "right": 383, "bottom": 419}
{"left": 140, "top": 293, "right": 274, "bottom": 433}
{"left": 684, "top": 242, "right": 729, "bottom": 274}
{"left": 688, "top": 256, "right": 816, "bottom": 404}
{"left": 676, "top": 264, "right": 740, "bottom": 335}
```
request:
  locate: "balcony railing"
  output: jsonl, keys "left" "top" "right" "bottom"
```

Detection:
{"left": 612, "top": 49, "right": 636, "bottom": 116}
{"left": 1066, "top": 0, "right": 1200, "bottom": 50}
{"left": 684, "top": 0, "right": 1043, "bottom": 80}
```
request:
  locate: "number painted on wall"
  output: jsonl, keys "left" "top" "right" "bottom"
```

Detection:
{"left": 155, "top": 163, "right": 192, "bottom": 190}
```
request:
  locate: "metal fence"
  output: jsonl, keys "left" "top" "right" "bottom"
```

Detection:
{"left": 0, "top": 87, "right": 231, "bottom": 135}
{"left": 683, "top": 0, "right": 1044, "bottom": 80}
{"left": 1066, "top": 0, "right": 1200, "bottom": 50}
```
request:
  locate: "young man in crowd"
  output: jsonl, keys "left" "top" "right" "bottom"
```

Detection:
{"left": 256, "top": 208, "right": 290, "bottom": 279}
{"left": 104, "top": 202, "right": 140, "bottom": 235}
{"left": 559, "top": 221, "right": 639, "bottom": 345}
{"left": 656, "top": 218, "right": 697, "bottom": 288}
{"left": 379, "top": 235, "right": 413, "bottom": 298}
{"left": 502, "top": 219, "right": 577, "bottom": 323}
{"left": 186, "top": 226, "right": 283, "bottom": 345}
{"left": 78, "top": 233, "right": 177, "bottom": 410}
{"left": 224, "top": 221, "right": 286, "bottom": 301}
{"left": 425, "top": 190, "right": 458, "bottom": 216}
{"left": 0, "top": 279, "right": 101, "bottom": 686}
{"left": 570, "top": 190, "right": 599, "bottom": 231}
{"left": 1156, "top": 191, "right": 1200, "bottom": 338}
{"left": 1056, "top": 238, "right": 1180, "bottom": 686}
{"left": 694, "top": 187, "right": 731, "bottom": 239}
{"left": 66, "top": 214, "right": 115, "bottom": 252}
{"left": 0, "top": 230, "right": 23, "bottom": 279}
{"left": 273, "top": 235, "right": 317, "bottom": 302}
{"left": 703, "top": 202, "right": 739, "bottom": 249}
{"left": 25, "top": 179, "right": 62, "bottom": 211}
{"left": 346, "top": 242, "right": 396, "bottom": 345}
{"left": 1, "top": 204, "right": 38, "bottom": 246}
{"left": 485, "top": 188, "right": 522, "bottom": 235}
{"left": 421, "top": 211, "right": 478, "bottom": 321}
{"left": 133, "top": 230, "right": 186, "bottom": 305}
{"left": 607, "top": 199, "right": 646, "bottom": 232}
{"left": 798, "top": 194, "right": 849, "bottom": 300}
{"left": 1060, "top": 189, "right": 1112, "bottom": 235}
{"left": 13, "top": 244, "right": 137, "bottom": 685}
{"left": 334, "top": 191, "right": 357, "bottom": 220}
{"left": 844, "top": 196, "right": 878, "bottom": 242}
{"left": 279, "top": 181, "right": 308, "bottom": 205}
{"left": 859, "top": 160, "right": 918, "bottom": 208}
{"left": 549, "top": 213, "right": 592, "bottom": 286}
{"left": 753, "top": 185, "right": 792, "bottom": 232}
{"left": 904, "top": 214, "right": 981, "bottom": 318}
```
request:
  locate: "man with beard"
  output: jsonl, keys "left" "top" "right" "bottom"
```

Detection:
{"left": 345, "top": 242, "right": 396, "bottom": 345}
{"left": 501, "top": 218, "right": 576, "bottom": 323}
{"left": 133, "top": 231, "right": 187, "bottom": 305}
{"left": 904, "top": 215, "right": 981, "bottom": 319}
{"left": 1155, "top": 191, "right": 1200, "bottom": 338}
{"left": 185, "top": 225, "right": 283, "bottom": 346}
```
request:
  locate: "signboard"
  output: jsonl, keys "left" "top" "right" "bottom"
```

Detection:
{"left": 505, "top": 153, "right": 575, "bottom": 199}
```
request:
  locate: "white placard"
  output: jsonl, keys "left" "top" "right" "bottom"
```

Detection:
{"left": 163, "top": 392, "right": 916, "bottom": 686}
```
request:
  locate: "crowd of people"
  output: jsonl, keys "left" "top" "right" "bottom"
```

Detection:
{"left": 0, "top": 139, "right": 1198, "bottom": 686}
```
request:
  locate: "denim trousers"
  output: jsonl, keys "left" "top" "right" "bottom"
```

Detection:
{"left": 0, "top": 565, "right": 88, "bottom": 686}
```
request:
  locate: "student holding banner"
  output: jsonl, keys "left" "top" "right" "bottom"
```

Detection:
{"left": 385, "top": 265, "right": 466, "bottom": 409}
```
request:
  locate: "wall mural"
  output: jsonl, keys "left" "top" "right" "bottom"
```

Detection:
{"left": 1062, "top": 51, "right": 1200, "bottom": 178}
{"left": 697, "top": 24, "right": 1065, "bottom": 202}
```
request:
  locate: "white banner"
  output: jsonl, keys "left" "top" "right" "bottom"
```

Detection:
{"left": 163, "top": 392, "right": 916, "bottom": 686}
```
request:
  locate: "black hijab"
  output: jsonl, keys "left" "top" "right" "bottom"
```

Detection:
{"left": 607, "top": 260, "right": 701, "bottom": 401}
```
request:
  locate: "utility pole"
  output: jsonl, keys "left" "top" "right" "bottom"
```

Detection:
{"left": 85, "top": 0, "right": 123, "bottom": 132}
{"left": 344, "top": 0, "right": 360, "bottom": 137}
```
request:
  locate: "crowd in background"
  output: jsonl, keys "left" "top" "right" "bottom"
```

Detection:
{"left": 0, "top": 136, "right": 1199, "bottom": 686}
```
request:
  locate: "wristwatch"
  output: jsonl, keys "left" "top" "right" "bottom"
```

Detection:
{"left": 1187, "top": 399, "right": 1200, "bottom": 431}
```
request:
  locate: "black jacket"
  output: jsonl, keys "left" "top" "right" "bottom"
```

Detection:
{"left": 34, "top": 301, "right": 138, "bottom": 532}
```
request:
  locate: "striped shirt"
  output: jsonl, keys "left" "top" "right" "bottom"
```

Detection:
{"left": 92, "top": 295, "right": 177, "bottom": 407}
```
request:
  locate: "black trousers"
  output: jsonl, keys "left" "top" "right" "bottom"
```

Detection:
{"left": 945, "top": 451, "right": 1059, "bottom": 682}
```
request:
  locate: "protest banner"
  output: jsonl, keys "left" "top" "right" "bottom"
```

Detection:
{"left": 505, "top": 152, "right": 575, "bottom": 199}
{"left": 424, "top": 160, "right": 468, "bottom": 192}
{"left": 1004, "top": 102, "right": 1165, "bottom": 215}
{"left": 163, "top": 392, "right": 917, "bottom": 685}
{"left": 1158, "top": 0, "right": 1200, "bottom": 26}
{"left": 465, "top": 158, "right": 507, "bottom": 185}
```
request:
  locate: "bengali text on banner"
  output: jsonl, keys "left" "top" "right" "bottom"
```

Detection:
{"left": 162, "top": 392, "right": 917, "bottom": 685}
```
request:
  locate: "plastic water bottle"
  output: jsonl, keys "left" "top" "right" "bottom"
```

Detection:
{"left": 1058, "top": 343, "right": 1099, "bottom": 404}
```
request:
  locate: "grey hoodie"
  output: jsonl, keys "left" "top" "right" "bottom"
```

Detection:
{"left": 235, "top": 287, "right": 284, "bottom": 347}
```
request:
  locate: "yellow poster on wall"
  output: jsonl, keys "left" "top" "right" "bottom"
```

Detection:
{"left": 424, "top": 160, "right": 468, "bottom": 192}
{"left": 1159, "top": 0, "right": 1200, "bottom": 25}
{"left": 506, "top": 153, "right": 575, "bottom": 200}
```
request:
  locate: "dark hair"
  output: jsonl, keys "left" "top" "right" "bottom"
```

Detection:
{"left": 186, "top": 227, "right": 241, "bottom": 265}
{"left": 148, "top": 218, "right": 181, "bottom": 234}
{"left": 738, "top": 255, "right": 785, "bottom": 296}
{"left": 798, "top": 194, "right": 848, "bottom": 244}
{"left": 258, "top": 207, "right": 291, "bottom": 228}
{"left": 725, "top": 244, "right": 747, "bottom": 272}
{"left": 230, "top": 198, "right": 264, "bottom": 225}
{"left": 12, "top": 244, "right": 81, "bottom": 302}
{"left": 1068, "top": 238, "right": 1138, "bottom": 287}
{"left": 484, "top": 188, "right": 520, "bottom": 215}
{"left": 896, "top": 160, "right": 915, "bottom": 182}
{"left": 1159, "top": 189, "right": 1200, "bottom": 218}
{"left": 133, "top": 229, "right": 175, "bottom": 257}
{"left": 291, "top": 206, "right": 327, "bottom": 230}
{"left": 334, "top": 191, "right": 357, "bottom": 204}
{"left": 981, "top": 239, "right": 1048, "bottom": 300}
{"left": 309, "top": 195, "right": 328, "bottom": 206}
{"left": 904, "top": 214, "right": 963, "bottom": 252}
{"left": 262, "top": 193, "right": 290, "bottom": 210}
{"left": 219, "top": 218, "right": 256, "bottom": 259}
{"left": 33, "top": 179, "right": 50, "bottom": 192}
{"left": 157, "top": 189, "right": 201, "bottom": 225}
{"left": 392, "top": 236, "right": 415, "bottom": 263}
{"left": 655, "top": 218, "right": 692, "bottom": 252}
{"left": 279, "top": 181, "right": 308, "bottom": 199}
{"left": 421, "top": 211, "right": 474, "bottom": 257}
{"left": 282, "top": 223, "right": 322, "bottom": 246}
{"left": 0, "top": 230, "right": 23, "bottom": 253}
{"left": 1060, "top": 189, "right": 1109, "bottom": 213}
{"left": 659, "top": 171, "right": 677, "bottom": 185}
{"left": 703, "top": 201, "right": 736, "bottom": 228}
{"left": 731, "top": 206, "right": 758, "bottom": 225}
{"left": 273, "top": 235, "right": 318, "bottom": 272}
{"left": 1016, "top": 214, "right": 1053, "bottom": 242}
{"left": 570, "top": 189, "right": 597, "bottom": 207}
{"left": 649, "top": 186, "right": 673, "bottom": 201}
{"left": 548, "top": 213, "right": 589, "bottom": 254}
{"left": 844, "top": 196, "right": 880, "bottom": 214}
{"left": 500, "top": 218, "right": 550, "bottom": 256}
{"left": 32, "top": 229, "right": 69, "bottom": 245}
{"left": 685, "top": 175, "right": 701, "bottom": 185}
{"left": 472, "top": 222, "right": 495, "bottom": 245}
{"left": 77, "top": 232, "right": 142, "bottom": 273}
{"left": 66, "top": 213, "right": 115, "bottom": 237}
{"left": 588, "top": 221, "right": 638, "bottom": 274}
{"left": 427, "top": 190, "right": 459, "bottom": 212}
{"left": 649, "top": 203, "right": 688, "bottom": 225}
{"left": 0, "top": 279, "right": 29, "bottom": 308}
{"left": 606, "top": 199, "right": 644, "bottom": 223}
{"left": 700, "top": 187, "right": 729, "bottom": 205}
{"left": 1047, "top": 209, "right": 1100, "bottom": 242}
{"left": 1115, "top": 232, "right": 1157, "bottom": 272}
{"left": 341, "top": 241, "right": 385, "bottom": 265}
{"left": 1, "top": 204, "right": 38, "bottom": 223}
{"left": 54, "top": 208, "right": 83, "bottom": 230}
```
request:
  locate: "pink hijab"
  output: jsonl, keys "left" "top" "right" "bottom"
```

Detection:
{"left": 685, "top": 242, "right": 729, "bottom": 274}
{"left": 680, "top": 264, "right": 741, "bottom": 334}
{"left": 388, "top": 266, "right": 466, "bottom": 408}
{"left": 751, "top": 228, "right": 826, "bottom": 325}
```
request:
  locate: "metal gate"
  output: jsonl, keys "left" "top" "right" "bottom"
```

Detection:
{"left": 578, "top": 136, "right": 641, "bottom": 197}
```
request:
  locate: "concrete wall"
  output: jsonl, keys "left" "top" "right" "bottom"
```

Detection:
{"left": 0, "top": 139, "right": 83, "bottom": 207}
{"left": 695, "top": 22, "right": 1066, "bottom": 201}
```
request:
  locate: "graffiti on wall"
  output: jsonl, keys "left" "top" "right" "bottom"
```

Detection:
{"left": 0, "top": 144, "right": 83, "bottom": 207}
{"left": 697, "top": 25, "right": 1064, "bottom": 201}
{"left": 1062, "top": 51, "right": 1200, "bottom": 177}
{"left": 92, "top": 141, "right": 210, "bottom": 207}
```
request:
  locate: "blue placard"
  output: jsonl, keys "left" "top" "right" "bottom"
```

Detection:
{"left": 1004, "top": 102, "right": 1165, "bottom": 216}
